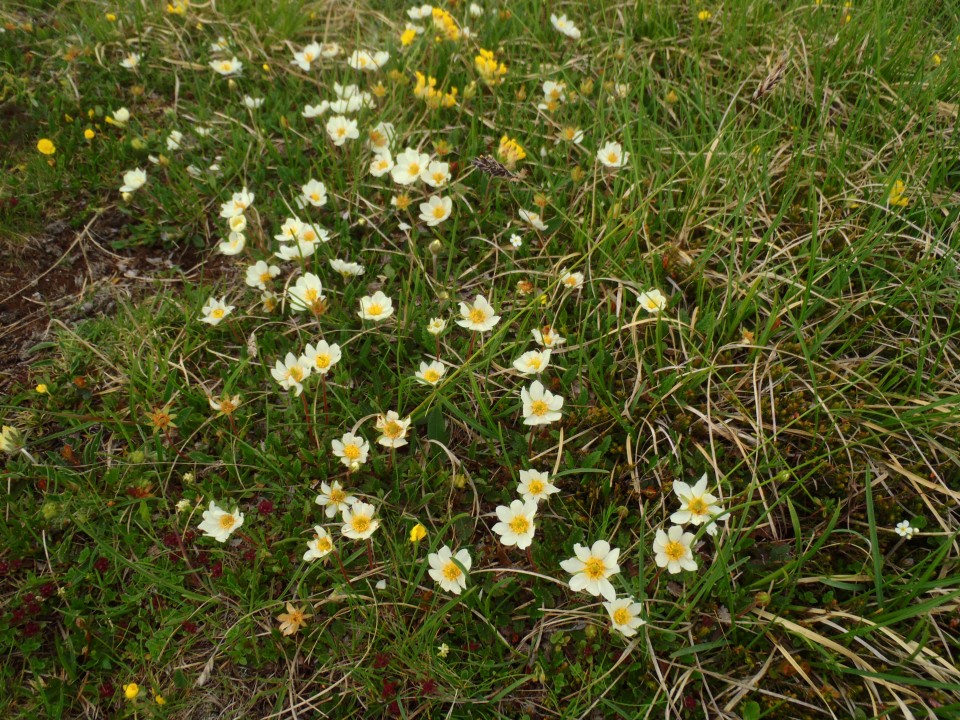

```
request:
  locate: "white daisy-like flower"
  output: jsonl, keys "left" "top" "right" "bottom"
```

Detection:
{"left": 550, "top": 13, "right": 581, "bottom": 40}
{"left": 427, "top": 545, "right": 471, "bottom": 595}
{"left": 368, "top": 121, "right": 395, "bottom": 152}
{"left": 518, "top": 208, "right": 547, "bottom": 231}
{"left": 244, "top": 261, "right": 281, "bottom": 290}
{"left": 303, "top": 101, "right": 330, "bottom": 118}
{"left": 895, "top": 520, "right": 918, "bottom": 539}
{"left": 419, "top": 195, "right": 453, "bottom": 226}
{"left": 391, "top": 147, "right": 431, "bottom": 185}
{"left": 414, "top": 360, "right": 446, "bottom": 386}
{"left": 271, "top": 352, "right": 311, "bottom": 396}
{"left": 597, "top": 140, "right": 629, "bottom": 169}
{"left": 559, "top": 269, "right": 584, "bottom": 290}
{"left": 455, "top": 295, "right": 500, "bottom": 332}
{"left": 520, "top": 380, "right": 563, "bottom": 426}
{"left": 518, "top": 469, "right": 560, "bottom": 504}
{"left": 407, "top": 4, "right": 433, "bottom": 20}
{"left": 120, "top": 52, "right": 141, "bottom": 70}
{"left": 638, "top": 289, "right": 667, "bottom": 314}
{"left": 491, "top": 498, "right": 538, "bottom": 549}
{"left": 369, "top": 151, "right": 395, "bottom": 178}
{"left": 110, "top": 107, "right": 131, "bottom": 126}
{"left": 292, "top": 42, "right": 322, "bottom": 72}
{"left": 315, "top": 480, "right": 357, "bottom": 518}
{"left": 243, "top": 95, "right": 263, "bottom": 109}
{"left": 427, "top": 317, "right": 447, "bottom": 335}
{"left": 670, "top": 473, "right": 724, "bottom": 536}
{"left": 358, "top": 291, "right": 394, "bottom": 321}
{"left": 301, "top": 340, "right": 342, "bottom": 376}
{"left": 559, "top": 540, "right": 620, "bottom": 601}
{"left": 227, "top": 214, "right": 247, "bottom": 234}
{"left": 326, "top": 115, "right": 359, "bottom": 146}
{"left": 341, "top": 501, "right": 380, "bottom": 540}
{"left": 166, "top": 130, "right": 183, "bottom": 151}
{"left": 420, "top": 160, "right": 451, "bottom": 188}
{"left": 120, "top": 168, "right": 147, "bottom": 193}
{"left": 210, "top": 57, "right": 243, "bottom": 76}
{"left": 320, "top": 43, "right": 341, "bottom": 58}
{"left": 287, "top": 273, "right": 326, "bottom": 314}
{"left": 603, "top": 597, "right": 646, "bottom": 637}
{"left": 218, "top": 232, "right": 246, "bottom": 256}
{"left": 652, "top": 525, "right": 697, "bottom": 574}
{"left": 301, "top": 179, "right": 327, "bottom": 207}
{"left": 197, "top": 501, "right": 244, "bottom": 543}
{"left": 199, "top": 297, "right": 234, "bottom": 325}
{"left": 509, "top": 234, "right": 523, "bottom": 249}
{"left": 375, "top": 410, "right": 411, "bottom": 448}
{"left": 303, "top": 526, "right": 334, "bottom": 561}
{"left": 513, "top": 349, "right": 551, "bottom": 376}
{"left": 331, "top": 433, "right": 370, "bottom": 469}
{"left": 329, "top": 258, "right": 365, "bottom": 278}
{"left": 532, "top": 327, "right": 566, "bottom": 348}
{"left": 219, "top": 187, "right": 254, "bottom": 218}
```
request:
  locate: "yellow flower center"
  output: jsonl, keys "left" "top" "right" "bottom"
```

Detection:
{"left": 328, "top": 488, "right": 345, "bottom": 505}
{"left": 688, "top": 497, "right": 708, "bottom": 515}
{"left": 528, "top": 357, "right": 542, "bottom": 369}
{"left": 432, "top": 205, "right": 447, "bottom": 219}
{"left": 304, "top": 52, "right": 314, "bottom": 61}
{"left": 664, "top": 540, "right": 686, "bottom": 562}
{"left": 612, "top": 607, "right": 630, "bottom": 625}
{"left": 219, "top": 514, "right": 236, "bottom": 530}
{"left": 220, "top": 62, "right": 232, "bottom": 71}
{"left": 288, "top": 366, "right": 304, "bottom": 382}
{"left": 260, "top": 272, "right": 272, "bottom": 284}
{"left": 469, "top": 308, "right": 487, "bottom": 324}
{"left": 528, "top": 479, "right": 544, "bottom": 495}
{"left": 583, "top": 557, "right": 606, "bottom": 580}
{"left": 367, "top": 303, "right": 383, "bottom": 316}
{"left": 304, "top": 288, "right": 318, "bottom": 302}
{"left": 432, "top": 172, "right": 445, "bottom": 183}
{"left": 351, "top": 515, "right": 371, "bottom": 533}
{"left": 423, "top": 369, "right": 440, "bottom": 383}
{"left": 218, "top": 399, "right": 236, "bottom": 415}
{"left": 343, "top": 444, "right": 361, "bottom": 460}
{"left": 336, "top": 127, "right": 346, "bottom": 137}
{"left": 315, "top": 536, "right": 331, "bottom": 552}
{"left": 408, "top": 162, "right": 420, "bottom": 175}
{"left": 607, "top": 152, "right": 619, "bottom": 163}
{"left": 565, "top": 276, "right": 577, "bottom": 286}
{"left": 310, "top": 192, "right": 320, "bottom": 201}
{"left": 442, "top": 561, "right": 462, "bottom": 581}
{"left": 530, "top": 400, "right": 549, "bottom": 417}
{"left": 383, "top": 420, "right": 403, "bottom": 438}
{"left": 211, "top": 308, "right": 225, "bottom": 319}
{"left": 509, "top": 515, "right": 530, "bottom": 534}
{"left": 314, "top": 354, "right": 331, "bottom": 369}
{"left": 370, "top": 131, "right": 385, "bottom": 145}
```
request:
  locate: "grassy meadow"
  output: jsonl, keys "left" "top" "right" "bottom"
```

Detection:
{"left": 2, "top": 0, "right": 960, "bottom": 717}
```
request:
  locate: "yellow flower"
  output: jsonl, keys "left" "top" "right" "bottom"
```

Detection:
{"left": 474, "top": 48, "right": 507, "bottom": 85}
{"left": 123, "top": 683, "right": 139, "bottom": 700}
{"left": 698, "top": 10, "right": 712, "bottom": 21}
{"left": 665, "top": 89, "right": 678, "bottom": 104}
{"left": 401, "top": 28, "right": 417, "bottom": 46}
{"left": 35, "top": 383, "right": 48, "bottom": 394}
{"left": 106, "top": 12, "right": 117, "bottom": 22}
{"left": 431, "top": 7, "right": 460, "bottom": 41}
{"left": 276, "top": 602, "right": 312, "bottom": 636}
{"left": 84, "top": 128, "right": 95, "bottom": 140}
{"left": 262, "top": 63, "right": 270, "bottom": 72}
{"left": 497, "top": 135, "right": 526, "bottom": 169}
{"left": 155, "top": 694, "right": 166, "bottom": 705}
{"left": 37, "top": 138, "right": 56, "bottom": 155}
{"left": 932, "top": 53, "right": 942, "bottom": 67}
{"left": 888, "top": 179, "right": 909, "bottom": 207}
{"left": 409, "top": 523, "right": 427, "bottom": 543}
{"left": 166, "top": 0, "right": 188, "bottom": 14}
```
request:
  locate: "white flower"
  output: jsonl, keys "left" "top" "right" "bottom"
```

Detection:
{"left": 556, "top": 127, "right": 584, "bottom": 145}
{"left": 166, "top": 130, "right": 184, "bottom": 151}
{"left": 559, "top": 540, "right": 620, "bottom": 602}
{"left": 427, "top": 317, "right": 447, "bottom": 335}
{"left": 292, "top": 42, "right": 321, "bottom": 72}
{"left": 199, "top": 297, "right": 234, "bottom": 325}
{"left": 415, "top": 360, "right": 446, "bottom": 386}
{"left": 653, "top": 525, "right": 697, "bottom": 574}
{"left": 509, "top": 234, "right": 522, "bottom": 249}
{"left": 437, "top": 642, "right": 450, "bottom": 657}
{"left": 331, "top": 433, "right": 370, "bottom": 469}
{"left": 300, "top": 179, "right": 327, "bottom": 207}
{"left": 296, "top": 222, "right": 329, "bottom": 247}
{"left": 274, "top": 242, "right": 315, "bottom": 262}
{"left": 320, "top": 43, "right": 341, "bottom": 58}
{"left": 369, "top": 151, "right": 394, "bottom": 177}
{"left": 228, "top": 214, "right": 247, "bottom": 233}
{"left": 347, "top": 49, "right": 388, "bottom": 71}
{"left": 532, "top": 327, "right": 566, "bottom": 348}
{"left": 271, "top": 352, "right": 311, "bottom": 396}
{"left": 420, "top": 160, "right": 451, "bottom": 188}
{"left": 197, "top": 501, "right": 244, "bottom": 543}
{"left": 419, "top": 195, "right": 453, "bottom": 226}
{"left": 111, "top": 107, "right": 130, "bottom": 126}
{"left": 358, "top": 291, "right": 394, "bottom": 321}
{"left": 603, "top": 597, "right": 646, "bottom": 638}
{"left": 375, "top": 410, "right": 411, "bottom": 448}
{"left": 119, "top": 168, "right": 147, "bottom": 193}
{"left": 303, "top": 526, "right": 334, "bottom": 561}
{"left": 469, "top": 2, "right": 483, "bottom": 17}
{"left": 392, "top": 147, "right": 431, "bottom": 185}
{"left": 210, "top": 57, "right": 243, "bottom": 76}
{"left": 518, "top": 208, "right": 547, "bottom": 231}
{"left": 638, "top": 289, "right": 667, "bottom": 314}
{"left": 218, "top": 232, "right": 246, "bottom": 255}
{"left": 368, "top": 121, "right": 395, "bottom": 152}
{"left": 316, "top": 480, "right": 357, "bottom": 518}
{"left": 492, "top": 498, "right": 538, "bottom": 549}
{"left": 518, "top": 469, "right": 560, "bottom": 504}
{"left": 543, "top": 80, "right": 565, "bottom": 103}
{"left": 670, "top": 473, "right": 724, "bottom": 536}
{"left": 550, "top": 13, "right": 581, "bottom": 40}
{"left": 895, "top": 520, "right": 918, "bottom": 539}
{"left": 513, "top": 349, "right": 551, "bottom": 376}
{"left": 330, "top": 258, "right": 365, "bottom": 278}
{"left": 194, "top": 124, "right": 213, "bottom": 137}
{"left": 120, "top": 52, "right": 141, "bottom": 70}
{"left": 245, "top": 261, "right": 281, "bottom": 290}
{"left": 303, "top": 101, "right": 330, "bottom": 118}
{"left": 287, "top": 273, "right": 326, "bottom": 314}
{"left": 301, "top": 340, "right": 342, "bottom": 375}
{"left": 243, "top": 95, "right": 263, "bottom": 109}
{"left": 559, "top": 269, "right": 584, "bottom": 290}
{"left": 455, "top": 295, "right": 500, "bottom": 332}
{"left": 209, "top": 37, "right": 229, "bottom": 52}
{"left": 341, "top": 501, "right": 380, "bottom": 540}
{"left": 521, "top": 380, "right": 563, "bottom": 426}
{"left": 407, "top": 4, "right": 433, "bottom": 20}
{"left": 597, "top": 141, "right": 629, "bottom": 169}
{"left": 326, "top": 115, "right": 359, "bottom": 146}
{"left": 219, "top": 187, "right": 254, "bottom": 218}
{"left": 428, "top": 545, "right": 471, "bottom": 595}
